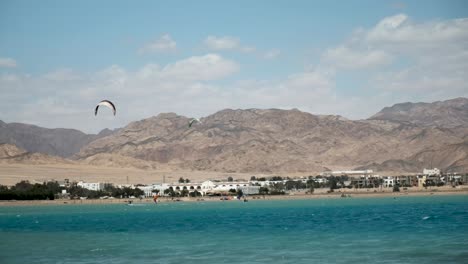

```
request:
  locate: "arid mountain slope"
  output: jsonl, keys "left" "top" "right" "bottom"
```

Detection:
{"left": 0, "top": 144, "right": 75, "bottom": 165}
{"left": 369, "top": 97, "right": 468, "bottom": 128}
{"left": 2, "top": 97, "right": 467, "bottom": 173}
{"left": 76, "top": 107, "right": 468, "bottom": 173}
{"left": 0, "top": 121, "right": 117, "bottom": 157}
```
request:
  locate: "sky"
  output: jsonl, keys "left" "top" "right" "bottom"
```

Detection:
{"left": 1, "top": 0, "right": 467, "bottom": 133}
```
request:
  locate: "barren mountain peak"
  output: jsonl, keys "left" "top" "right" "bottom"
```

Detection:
{"left": 2, "top": 98, "right": 467, "bottom": 174}
{"left": 370, "top": 97, "right": 468, "bottom": 128}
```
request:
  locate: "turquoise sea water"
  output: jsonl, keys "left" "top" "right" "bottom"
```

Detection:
{"left": 0, "top": 196, "right": 467, "bottom": 264}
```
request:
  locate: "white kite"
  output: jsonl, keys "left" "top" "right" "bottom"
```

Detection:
{"left": 95, "top": 100, "right": 116, "bottom": 116}
{"left": 188, "top": 118, "right": 201, "bottom": 128}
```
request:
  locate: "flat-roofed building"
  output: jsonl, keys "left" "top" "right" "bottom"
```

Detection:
{"left": 154, "top": 180, "right": 259, "bottom": 196}
{"left": 77, "top": 181, "right": 104, "bottom": 191}
{"left": 383, "top": 177, "right": 395, "bottom": 188}
{"left": 423, "top": 168, "right": 441, "bottom": 176}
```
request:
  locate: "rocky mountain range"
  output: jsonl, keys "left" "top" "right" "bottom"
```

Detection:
{"left": 0, "top": 121, "right": 117, "bottom": 157}
{"left": 1, "top": 97, "right": 467, "bottom": 174}
{"left": 369, "top": 97, "right": 468, "bottom": 128}
{"left": 0, "top": 143, "right": 74, "bottom": 165}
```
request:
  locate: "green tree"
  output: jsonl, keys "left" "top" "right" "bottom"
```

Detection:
{"left": 189, "top": 190, "right": 202, "bottom": 197}
{"left": 269, "top": 183, "right": 285, "bottom": 195}
{"left": 259, "top": 187, "right": 269, "bottom": 195}
{"left": 14, "top": 181, "right": 33, "bottom": 192}
{"left": 164, "top": 188, "right": 175, "bottom": 197}
{"left": 45, "top": 181, "right": 61, "bottom": 194}
{"left": 227, "top": 176, "right": 234, "bottom": 182}
{"left": 285, "top": 180, "right": 296, "bottom": 190}
{"left": 133, "top": 188, "right": 144, "bottom": 197}
{"left": 180, "top": 189, "right": 189, "bottom": 197}
{"left": 328, "top": 176, "right": 338, "bottom": 190}
{"left": 1, "top": 181, "right": 55, "bottom": 200}
{"left": 178, "top": 177, "right": 185, "bottom": 183}
{"left": 270, "top": 182, "right": 285, "bottom": 192}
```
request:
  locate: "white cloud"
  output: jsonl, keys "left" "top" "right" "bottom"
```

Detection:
{"left": 139, "top": 34, "right": 177, "bottom": 54}
{"left": 3, "top": 14, "right": 467, "bottom": 133}
{"left": 364, "top": 14, "right": 468, "bottom": 46}
{"left": 130, "top": 54, "right": 239, "bottom": 84}
{"left": 364, "top": 15, "right": 468, "bottom": 95}
{"left": 373, "top": 13, "right": 408, "bottom": 31}
{"left": 0, "top": 56, "right": 352, "bottom": 133}
{"left": 264, "top": 49, "right": 281, "bottom": 60}
{"left": 370, "top": 53, "right": 468, "bottom": 95}
{"left": 204, "top": 36, "right": 240, "bottom": 50}
{"left": 203, "top": 35, "right": 259, "bottom": 54}
{"left": 204, "top": 35, "right": 283, "bottom": 61}
{"left": 323, "top": 46, "right": 392, "bottom": 69}
{"left": 0, "top": 58, "right": 17, "bottom": 68}
{"left": 159, "top": 54, "right": 239, "bottom": 81}
{"left": 0, "top": 54, "right": 242, "bottom": 132}
{"left": 0, "top": 73, "right": 21, "bottom": 82}
{"left": 322, "top": 13, "right": 468, "bottom": 98}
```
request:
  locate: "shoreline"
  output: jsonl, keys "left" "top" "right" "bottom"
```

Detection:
{"left": 1, "top": 189, "right": 467, "bottom": 206}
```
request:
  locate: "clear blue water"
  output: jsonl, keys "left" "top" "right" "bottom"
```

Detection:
{"left": 0, "top": 196, "right": 467, "bottom": 264}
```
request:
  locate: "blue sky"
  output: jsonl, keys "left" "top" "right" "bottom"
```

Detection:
{"left": 1, "top": 0, "right": 467, "bottom": 133}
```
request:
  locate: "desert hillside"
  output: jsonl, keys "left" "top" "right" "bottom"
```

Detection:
{"left": 369, "top": 97, "right": 468, "bottom": 128}
{"left": 0, "top": 121, "right": 117, "bottom": 157}
{"left": 1, "top": 98, "right": 467, "bottom": 174}
{"left": 76, "top": 99, "right": 468, "bottom": 173}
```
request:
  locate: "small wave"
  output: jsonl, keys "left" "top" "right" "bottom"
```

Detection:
{"left": 422, "top": 216, "right": 431, "bottom": 220}
{"left": 90, "top": 248, "right": 103, "bottom": 252}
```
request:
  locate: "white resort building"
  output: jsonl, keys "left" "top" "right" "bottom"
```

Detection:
{"left": 77, "top": 181, "right": 105, "bottom": 191}
{"left": 423, "top": 168, "right": 441, "bottom": 176}
{"left": 382, "top": 177, "right": 395, "bottom": 188}
{"left": 140, "top": 180, "right": 260, "bottom": 197}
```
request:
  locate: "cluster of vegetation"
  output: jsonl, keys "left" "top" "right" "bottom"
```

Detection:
{"left": 67, "top": 184, "right": 144, "bottom": 199}
{"left": 178, "top": 177, "right": 190, "bottom": 183}
{"left": 0, "top": 181, "right": 145, "bottom": 200}
{"left": 0, "top": 181, "right": 57, "bottom": 200}
{"left": 250, "top": 176, "right": 285, "bottom": 181}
